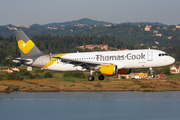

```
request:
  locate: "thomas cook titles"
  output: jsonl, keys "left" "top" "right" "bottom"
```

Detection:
{"left": 96, "top": 53, "right": 146, "bottom": 61}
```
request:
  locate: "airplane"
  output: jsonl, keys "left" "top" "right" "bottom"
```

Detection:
{"left": 12, "top": 30, "right": 175, "bottom": 81}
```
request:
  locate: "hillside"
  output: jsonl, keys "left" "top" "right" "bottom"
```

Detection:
{"left": 41, "top": 18, "right": 113, "bottom": 27}
{"left": 0, "top": 18, "right": 168, "bottom": 37}
{"left": 1, "top": 23, "right": 180, "bottom": 49}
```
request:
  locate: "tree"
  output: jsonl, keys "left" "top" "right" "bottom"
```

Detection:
{"left": 163, "top": 66, "right": 170, "bottom": 75}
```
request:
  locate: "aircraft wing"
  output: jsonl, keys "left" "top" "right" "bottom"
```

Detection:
{"left": 53, "top": 57, "right": 110, "bottom": 70}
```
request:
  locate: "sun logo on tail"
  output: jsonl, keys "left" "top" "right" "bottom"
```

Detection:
{"left": 18, "top": 40, "right": 35, "bottom": 54}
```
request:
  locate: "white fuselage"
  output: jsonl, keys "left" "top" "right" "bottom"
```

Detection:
{"left": 41, "top": 49, "right": 175, "bottom": 71}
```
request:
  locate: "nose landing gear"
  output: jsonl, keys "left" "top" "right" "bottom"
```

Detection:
{"left": 149, "top": 67, "right": 155, "bottom": 78}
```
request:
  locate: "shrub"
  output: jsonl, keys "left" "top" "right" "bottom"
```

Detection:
{"left": 69, "top": 84, "right": 75, "bottom": 87}
{"left": 63, "top": 72, "right": 86, "bottom": 79}
{"left": 20, "top": 69, "right": 30, "bottom": 76}
{"left": 0, "top": 75, "right": 3, "bottom": 80}
{"left": 141, "top": 85, "right": 148, "bottom": 88}
{"left": 29, "top": 74, "right": 35, "bottom": 79}
{"left": 6, "top": 72, "right": 23, "bottom": 80}
{"left": 35, "top": 69, "right": 44, "bottom": 73}
{"left": 44, "top": 72, "right": 53, "bottom": 78}
{"left": 34, "top": 73, "right": 40, "bottom": 78}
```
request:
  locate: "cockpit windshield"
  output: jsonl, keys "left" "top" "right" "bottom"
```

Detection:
{"left": 159, "top": 53, "right": 168, "bottom": 57}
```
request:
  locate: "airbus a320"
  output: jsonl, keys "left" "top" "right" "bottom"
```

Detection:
{"left": 12, "top": 30, "right": 175, "bottom": 81}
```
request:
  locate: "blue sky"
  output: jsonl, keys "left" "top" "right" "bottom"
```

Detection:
{"left": 0, "top": 0, "right": 180, "bottom": 25}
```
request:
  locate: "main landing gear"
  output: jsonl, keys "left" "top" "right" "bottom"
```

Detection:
{"left": 88, "top": 70, "right": 105, "bottom": 81}
{"left": 88, "top": 75, "right": 95, "bottom": 81}
{"left": 149, "top": 67, "right": 155, "bottom": 78}
{"left": 98, "top": 75, "right": 105, "bottom": 80}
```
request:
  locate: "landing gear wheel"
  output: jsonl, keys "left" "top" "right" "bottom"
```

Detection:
{"left": 88, "top": 75, "right": 94, "bottom": 81}
{"left": 151, "top": 74, "right": 155, "bottom": 78}
{"left": 98, "top": 75, "right": 105, "bottom": 80}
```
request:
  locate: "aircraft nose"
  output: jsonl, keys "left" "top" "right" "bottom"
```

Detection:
{"left": 169, "top": 57, "right": 175, "bottom": 65}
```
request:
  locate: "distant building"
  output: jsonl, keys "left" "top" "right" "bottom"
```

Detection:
{"left": 155, "top": 34, "right": 162, "bottom": 37}
{"left": 118, "top": 73, "right": 148, "bottom": 79}
{"left": 176, "top": 26, "right": 180, "bottom": 29}
{"left": 47, "top": 27, "right": 58, "bottom": 30}
{"left": 103, "top": 24, "right": 111, "bottom": 27}
{"left": 85, "top": 45, "right": 108, "bottom": 50}
{"left": 1, "top": 68, "right": 14, "bottom": 73}
{"left": 157, "top": 74, "right": 167, "bottom": 78}
{"left": 24, "top": 25, "right": 30, "bottom": 28}
{"left": 75, "top": 23, "right": 85, "bottom": 27}
{"left": 10, "top": 67, "right": 20, "bottom": 72}
{"left": 168, "top": 36, "right": 172, "bottom": 39}
{"left": 1, "top": 67, "right": 20, "bottom": 73}
{"left": 152, "top": 46, "right": 157, "bottom": 48}
{"left": 163, "top": 27, "right": 168, "bottom": 30}
{"left": 7, "top": 26, "right": 18, "bottom": 30}
{"left": 172, "top": 28, "right": 176, "bottom": 31}
{"left": 15, "top": 25, "right": 30, "bottom": 28}
{"left": 144, "top": 25, "right": 152, "bottom": 31}
{"left": 27, "top": 67, "right": 32, "bottom": 71}
{"left": 140, "top": 43, "right": 144, "bottom": 46}
{"left": 170, "top": 65, "right": 180, "bottom": 74}
{"left": 153, "top": 30, "right": 158, "bottom": 33}
{"left": 109, "top": 47, "right": 117, "bottom": 50}
{"left": 155, "top": 41, "right": 159, "bottom": 44}
{"left": 76, "top": 45, "right": 108, "bottom": 50}
{"left": 76, "top": 46, "right": 85, "bottom": 49}
{"left": 138, "top": 73, "right": 148, "bottom": 78}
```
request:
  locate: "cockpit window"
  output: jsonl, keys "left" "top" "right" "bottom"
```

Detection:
{"left": 159, "top": 53, "right": 168, "bottom": 57}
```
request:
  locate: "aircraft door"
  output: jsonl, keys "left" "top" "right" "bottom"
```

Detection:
{"left": 147, "top": 51, "right": 153, "bottom": 61}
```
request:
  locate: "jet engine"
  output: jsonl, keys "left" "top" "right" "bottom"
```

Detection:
{"left": 100, "top": 65, "right": 117, "bottom": 75}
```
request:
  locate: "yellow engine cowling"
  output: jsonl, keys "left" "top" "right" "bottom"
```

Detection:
{"left": 100, "top": 65, "right": 117, "bottom": 75}
{"left": 117, "top": 69, "right": 131, "bottom": 74}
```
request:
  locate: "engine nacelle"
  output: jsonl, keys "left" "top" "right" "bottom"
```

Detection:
{"left": 117, "top": 69, "right": 131, "bottom": 74}
{"left": 100, "top": 65, "right": 117, "bottom": 75}
{"left": 12, "top": 59, "right": 21, "bottom": 64}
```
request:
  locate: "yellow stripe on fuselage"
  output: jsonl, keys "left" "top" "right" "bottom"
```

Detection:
{"left": 41, "top": 53, "right": 68, "bottom": 69}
